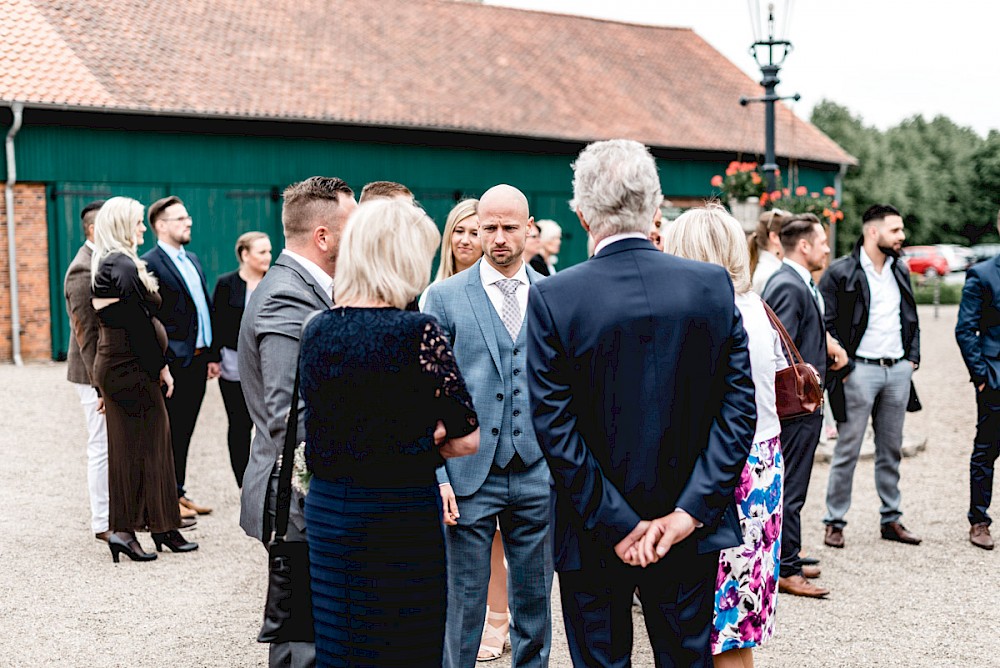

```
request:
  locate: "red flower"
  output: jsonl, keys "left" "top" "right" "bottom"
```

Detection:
{"left": 832, "top": 200, "right": 839, "bottom": 208}
{"left": 726, "top": 165, "right": 738, "bottom": 176}
{"left": 796, "top": 186, "right": 808, "bottom": 196}
{"left": 823, "top": 186, "right": 837, "bottom": 196}
{"left": 751, "top": 172, "right": 762, "bottom": 184}
{"left": 782, "top": 188, "right": 790, "bottom": 196}
{"left": 770, "top": 190, "right": 782, "bottom": 201}
{"left": 836, "top": 210, "right": 845, "bottom": 221}
{"left": 760, "top": 192, "right": 770, "bottom": 205}
{"left": 711, "top": 175, "right": 724, "bottom": 187}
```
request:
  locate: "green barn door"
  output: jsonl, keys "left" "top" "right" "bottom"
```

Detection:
{"left": 48, "top": 182, "right": 166, "bottom": 359}
{"left": 170, "top": 185, "right": 282, "bottom": 292}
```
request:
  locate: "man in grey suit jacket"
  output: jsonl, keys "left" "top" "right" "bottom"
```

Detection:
{"left": 239, "top": 176, "right": 356, "bottom": 668}
{"left": 423, "top": 184, "right": 552, "bottom": 668}
{"left": 64, "top": 200, "right": 110, "bottom": 542}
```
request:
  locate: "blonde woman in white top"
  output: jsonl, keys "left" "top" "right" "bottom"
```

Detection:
{"left": 664, "top": 204, "right": 787, "bottom": 668}
{"left": 750, "top": 209, "right": 792, "bottom": 295}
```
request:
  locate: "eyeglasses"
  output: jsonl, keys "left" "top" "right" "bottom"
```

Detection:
{"left": 159, "top": 215, "right": 192, "bottom": 223}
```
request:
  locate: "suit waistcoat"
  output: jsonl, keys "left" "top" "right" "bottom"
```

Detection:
{"left": 486, "top": 301, "right": 540, "bottom": 469}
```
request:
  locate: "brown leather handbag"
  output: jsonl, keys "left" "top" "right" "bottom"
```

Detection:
{"left": 761, "top": 302, "right": 824, "bottom": 419}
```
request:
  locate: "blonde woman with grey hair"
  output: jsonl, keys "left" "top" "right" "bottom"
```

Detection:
{"left": 663, "top": 203, "right": 787, "bottom": 668}
{"left": 301, "top": 198, "right": 480, "bottom": 667}
{"left": 90, "top": 196, "right": 197, "bottom": 563}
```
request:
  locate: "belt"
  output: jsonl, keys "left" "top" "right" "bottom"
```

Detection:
{"left": 193, "top": 347, "right": 211, "bottom": 357}
{"left": 854, "top": 356, "right": 904, "bottom": 367}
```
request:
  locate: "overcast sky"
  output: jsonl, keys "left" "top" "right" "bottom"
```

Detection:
{"left": 488, "top": 0, "right": 1000, "bottom": 137}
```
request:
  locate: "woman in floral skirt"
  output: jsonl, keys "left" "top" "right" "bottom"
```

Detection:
{"left": 663, "top": 204, "right": 786, "bottom": 668}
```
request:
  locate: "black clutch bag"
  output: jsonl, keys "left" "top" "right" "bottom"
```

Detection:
{"left": 257, "top": 372, "right": 315, "bottom": 644}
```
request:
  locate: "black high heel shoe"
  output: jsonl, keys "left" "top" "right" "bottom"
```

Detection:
{"left": 151, "top": 530, "right": 198, "bottom": 554}
{"left": 109, "top": 533, "right": 157, "bottom": 563}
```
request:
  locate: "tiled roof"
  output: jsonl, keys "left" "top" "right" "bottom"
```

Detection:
{"left": 0, "top": 0, "right": 855, "bottom": 165}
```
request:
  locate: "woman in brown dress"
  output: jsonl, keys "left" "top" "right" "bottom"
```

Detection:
{"left": 90, "top": 197, "right": 197, "bottom": 562}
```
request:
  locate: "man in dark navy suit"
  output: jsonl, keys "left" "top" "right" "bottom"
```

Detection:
{"left": 956, "top": 208, "right": 1000, "bottom": 551}
{"left": 142, "top": 196, "right": 218, "bottom": 518}
{"left": 526, "top": 139, "right": 756, "bottom": 667}
{"left": 762, "top": 214, "right": 835, "bottom": 598}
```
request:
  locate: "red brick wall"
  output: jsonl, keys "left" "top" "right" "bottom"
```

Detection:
{"left": 0, "top": 183, "right": 51, "bottom": 361}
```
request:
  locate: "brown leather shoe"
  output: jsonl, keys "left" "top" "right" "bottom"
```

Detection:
{"left": 824, "top": 525, "right": 845, "bottom": 548}
{"left": 880, "top": 521, "right": 922, "bottom": 545}
{"left": 179, "top": 502, "right": 198, "bottom": 519}
{"left": 778, "top": 575, "right": 829, "bottom": 598}
{"left": 95, "top": 531, "right": 112, "bottom": 543}
{"left": 801, "top": 564, "right": 822, "bottom": 579}
{"left": 180, "top": 496, "right": 213, "bottom": 515}
{"left": 970, "top": 523, "right": 994, "bottom": 550}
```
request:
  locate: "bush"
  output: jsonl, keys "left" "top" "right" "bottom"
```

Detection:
{"left": 911, "top": 277, "right": 962, "bottom": 305}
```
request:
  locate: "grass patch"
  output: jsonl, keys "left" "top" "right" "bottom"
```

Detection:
{"left": 912, "top": 278, "right": 962, "bottom": 305}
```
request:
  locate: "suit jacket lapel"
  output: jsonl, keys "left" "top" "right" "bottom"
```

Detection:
{"left": 153, "top": 246, "right": 193, "bottom": 301}
{"left": 277, "top": 253, "right": 333, "bottom": 308}
{"left": 465, "top": 260, "right": 503, "bottom": 376}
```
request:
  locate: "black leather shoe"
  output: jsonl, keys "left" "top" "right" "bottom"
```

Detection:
{"left": 151, "top": 530, "right": 199, "bottom": 553}
{"left": 108, "top": 533, "right": 157, "bottom": 563}
{"left": 880, "top": 521, "right": 922, "bottom": 545}
{"left": 799, "top": 556, "right": 820, "bottom": 566}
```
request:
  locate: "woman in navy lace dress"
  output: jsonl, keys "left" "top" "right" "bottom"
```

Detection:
{"left": 301, "top": 199, "right": 480, "bottom": 667}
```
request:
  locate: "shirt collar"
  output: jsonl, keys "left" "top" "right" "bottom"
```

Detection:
{"left": 782, "top": 257, "right": 814, "bottom": 286}
{"left": 594, "top": 232, "right": 649, "bottom": 256}
{"left": 157, "top": 240, "right": 184, "bottom": 260}
{"left": 860, "top": 246, "right": 894, "bottom": 273}
{"left": 85, "top": 240, "right": 96, "bottom": 251}
{"left": 479, "top": 257, "right": 529, "bottom": 286}
{"left": 281, "top": 249, "right": 334, "bottom": 295}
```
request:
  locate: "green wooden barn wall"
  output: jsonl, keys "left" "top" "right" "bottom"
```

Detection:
{"left": 3, "top": 123, "right": 836, "bottom": 358}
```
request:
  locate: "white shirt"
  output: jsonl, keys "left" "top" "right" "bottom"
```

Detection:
{"left": 479, "top": 259, "right": 529, "bottom": 324}
{"left": 85, "top": 240, "right": 96, "bottom": 252}
{"left": 736, "top": 292, "right": 788, "bottom": 441}
{"left": 782, "top": 258, "right": 824, "bottom": 317}
{"left": 281, "top": 249, "right": 334, "bottom": 300}
{"left": 594, "top": 232, "right": 649, "bottom": 256}
{"left": 752, "top": 250, "right": 782, "bottom": 295}
{"left": 855, "top": 247, "right": 904, "bottom": 359}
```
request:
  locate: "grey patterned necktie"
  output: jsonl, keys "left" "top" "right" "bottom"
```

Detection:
{"left": 495, "top": 279, "right": 522, "bottom": 340}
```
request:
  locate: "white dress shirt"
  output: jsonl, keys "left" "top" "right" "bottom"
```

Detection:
{"left": 855, "top": 247, "right": 904, "bottom": 359}
{"left": 281, "top": 249, "right": 334, "bottom": 300}
{"left": 479, "top": 259, "right": 529, "bottom": 323}
{"left": 736, "top": 291, "right": 788, "bottom": 441}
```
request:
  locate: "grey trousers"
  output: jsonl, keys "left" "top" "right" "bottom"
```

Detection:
{"left": 824, "top": 361, "right": 913, "bottom": 528}
{"left": 265, "top": 469, "right": 315, "bottom": 668}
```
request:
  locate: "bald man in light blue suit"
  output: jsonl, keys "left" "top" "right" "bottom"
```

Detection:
{"left": 423, "top": 185, "right": 552, "bottom": 668}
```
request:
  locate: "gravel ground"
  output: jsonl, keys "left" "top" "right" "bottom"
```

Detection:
{"left": 1, "top": 304, "right": 996, "bottom": 667}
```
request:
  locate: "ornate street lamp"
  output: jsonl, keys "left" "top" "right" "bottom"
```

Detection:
{"left": 739, "top": 2, "right": 801, "bottom": 193}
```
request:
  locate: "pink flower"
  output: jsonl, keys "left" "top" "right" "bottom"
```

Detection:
{"left": 795, "top": 186, "right": 807, "bottom": 196}
{"left": 823, "top": 186, "right": 837, "bottom": 196}
{"left": 711, "top": 175, "right": 724, "bottom": 187}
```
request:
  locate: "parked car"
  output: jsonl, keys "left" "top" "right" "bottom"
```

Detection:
{"left": 971, "top": 243, "right": 1000, "bottom": 263}
{"left": 936, "top": 244, "right": 975, "bottom": 272}
{"left": 901, "top": 246, "right": 950, "bottom": 278}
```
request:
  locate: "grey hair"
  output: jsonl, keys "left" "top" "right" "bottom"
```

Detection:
{"left": 662, "top": 203, "right": 752, "bottom": 294}
{"left": 535, "top": 219, "right": 561, "bottom": 242}
{"left": 569, "top": 139, "right": 662, "bottom": 241}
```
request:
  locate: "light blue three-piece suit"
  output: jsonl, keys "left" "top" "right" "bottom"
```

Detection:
{"left": 422, "top": 258, "right": 552, "bottom": 668}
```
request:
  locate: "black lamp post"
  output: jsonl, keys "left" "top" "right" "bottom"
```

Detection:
{"left": 739, "top": 2, "right": 800, "bottom": 193}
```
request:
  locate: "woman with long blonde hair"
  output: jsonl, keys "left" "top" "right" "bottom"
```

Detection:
{"left": 435, "top": 198, "right": 482, "bottom": 282}
{"left": 91, "top": 197, "right": 196, "bottom": 563}
{"left": 663, "top": 204, "right": 787, "bottom": 668}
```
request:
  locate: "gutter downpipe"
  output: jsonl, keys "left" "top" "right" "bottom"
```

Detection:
{"left": 5, "top": 101, "right": 24, "bottom": 366}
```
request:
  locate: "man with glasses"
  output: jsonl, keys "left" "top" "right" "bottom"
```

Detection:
{"left": 143, "top": 196, "right": 218, "bottom": 521}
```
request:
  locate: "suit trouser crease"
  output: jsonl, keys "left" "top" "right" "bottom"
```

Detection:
{"left": 824, "top": 362, "right": 911, "bottom": 528}
{"left": 779, "top": 411, "right": 822, "bottom": 578}
{"left": 219, "top": 378, "right": 253, "bottom": 487}
{"left": 558, "top": 549, "right": 717, "bottom": 668}
{"left": 444, "top": 459, "right": 552, "bottom": 668}
{"left": 970, "top": 386, "right": 1000, "bottom": 526}
{"left": 75, "top": 383, "right": 109, "bottom": 533}
{"left": 165, "top": 356, "right": 209, "bottom": 496}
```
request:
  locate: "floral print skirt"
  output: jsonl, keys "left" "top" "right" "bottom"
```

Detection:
{"left": 711, "top": 434, "right": 783, "bottom": 655}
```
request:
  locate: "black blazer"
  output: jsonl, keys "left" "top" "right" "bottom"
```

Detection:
{"left": 211, "top": 270, "right": 247, "bottom": 357}
{"left": 762, "top": 262, "right": 829, "bottom": 413}
{"left": 819, "top": 241, "right": 920, "bottom": 421}
{"left": 141, "top": 244, "right": 216, "bottom": 367}
{"left": 527, "top": 238, "right": 757, "bottom": 570}
{"left": 956, "top": 256, "right": 1000, "bottom": 389}
{"left": 528, "top": 255, "right": 550, "bottom": 276}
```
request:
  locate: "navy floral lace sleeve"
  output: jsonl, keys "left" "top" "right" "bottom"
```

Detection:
{"left": 300, "top": 308, "right": 478, "bottom": 486}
